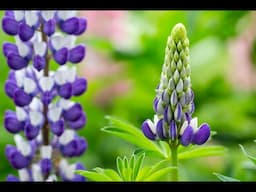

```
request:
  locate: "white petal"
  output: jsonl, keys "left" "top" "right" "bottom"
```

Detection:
{"left": 32, "top": 164, "right": 43, "bottom": 181}
{"left": 33, "top": 41, "right": 47, "bottom": 56}
{"left": 63, "top": 35, "right": 76, "bottom": 49}
{"left": 14, "top": 11, "right": 25, "bottom": 21}
{"left": 59, "top": 129, "right": 75, "bottom": 145}
{"left": 15, "top": 69, "right": 26, "bottom": 88}
{"left": 146, "top": 119, "right": 156, "bottom": 135}
{"left": 25, "top": 11, "right": 39, "bottom": 27}
{"left": 57, "top": 10, "right": 77, "bottom": 20}
{"left": 180, "top": 120, "right": 188, "bottom": 135}
{"left": 54, "top": 68, "right": 68, "bottom": 85}
{"left": 51, "top": 34, "right": 65, "bottom": 50}
{"left": 41, "top": 11, "right": 56, "bottom": 21}
{"left": 153, "top": 115, "right": 160, "bottom": 127}
{"left": 46, "top": 174, "right": 57, "bottom": 182}
{"left": 15, "top": 36, "right": 30, "bottom": 57}
{"left": 66, "top": 66, "right": 76, "bottom": 83}
{"left": 30, "top": 31, "right": 42, "bottom": 43}
{"left": 14, "top": 134, "right": 31, "bottom": 156}
{"left": 39, "top": 76, "right": 54, "bottom": 91}
{"left": 65, "top": 164, "right": 76, "bottom": 180}
{"left": 29, "top": 97, "right": 43, "bottom": 111}
{"left": 23, "top": 77, "right": 36, "bottom": 94}
{"left": 40, "top": 145, "right": 52, "bottom": 159}
{"left": 59, "top": 159, "right": 68, "bottom": 171}
{"left": 29, "top": 110, "right": 44, "bottom": 127}
{"left": 48, "top": 106, "right": 62, "bottom": 122}
{"left": 58, "top": 98, "right": 75, "bottom": 110}
{"left": 190, "top": 117, "right": 198, "bottom": 132}
{"left": 18, "top": 168, "right": 30, "bottom": 181}
{"left": 36, "top": 131, "right": 42, "bottom": 143}
{"left": 16, "top": 107, "right": 27, "bottom": 121}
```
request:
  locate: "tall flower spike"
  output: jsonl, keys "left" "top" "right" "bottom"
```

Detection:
{"left": 2, "top": 10, "right": 88, "bottom": 182}
{"left": 142, "top": 23, "right": 211, "bottom": 147}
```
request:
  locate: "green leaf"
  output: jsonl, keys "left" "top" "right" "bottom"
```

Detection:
{"left": 129, "top": 154, "right": 135, "bottom": 180}
{"left": 148, "top": 159, "right": 173, "bottom": 174}
{"left": 213, "top": 172, "right": 240, "bottom": 182}
{"left": 74, "top": 170, "right": 113, "bottom": 181}
{"left": 143, "top": 167, "right": 177, "bottom": 181}
{"left": 136, "top": 167, "right": 152, "bottom": 181}
{"left": 94, "top": 168, "right": 122, "bottom": 181}
{"left": 102, "top": 116, "right": 164, "bottom": 158}
{"left": 133, "top": 153, "right": 145, "bottom": 180}
{"left": 116, "top": 156, "right": 124, "bottom": 179}
{"left": 239, "top": 144, "right": 256, "bottom": 165}
{"left": 178, "top": 145, "right": 226, "bottom": 160}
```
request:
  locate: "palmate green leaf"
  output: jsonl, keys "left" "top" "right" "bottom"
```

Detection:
{"left": 143, "top": 166, "right": 176, "bottom": 181}
{"left": 133, "top": 153, "right": 145, "bottom": 181}
{"left": 239, "top": 144, "right": 256, "bottom": 165}
{"left": 74, "top": 170, "right": 113, "bottom": 181}
{"left": 116, "top": 157, "right": 124, "bottom": 179}
{"left": 178, "top": 145, "right": 226, "bottom": 160}
{"left": 93, "top": 168, "right": 123, "bottom": 181}
{"left": 102, "top": 116, "right": 165, "bottom": 158}
{"left": 129, "top": 154, "right": 135, "bottom": 180}
{"left": 213, "top": 172, "right": 240, "bottom": 182}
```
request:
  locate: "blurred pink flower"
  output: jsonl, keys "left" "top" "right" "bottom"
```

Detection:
{"left": 228, "top": 11, "right": 256, "bottom": 90}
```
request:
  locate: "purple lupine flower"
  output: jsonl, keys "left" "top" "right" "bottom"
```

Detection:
{"left": 2, "top": 10, "right": 88, "bottom": 182}
{"left": 141, "top": 23, "right": 211, "bottom": 148}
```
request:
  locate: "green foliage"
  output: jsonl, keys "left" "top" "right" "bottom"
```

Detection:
{"left": 213, "top": 173, "right": 240, "bottom": 182}
{"left": 75, "top": 152, "right": 176, "bottom": 181}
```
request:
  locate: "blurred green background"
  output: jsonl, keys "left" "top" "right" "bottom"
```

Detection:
{"left": 1, "top": 10, "right": 256, "bottom": 181}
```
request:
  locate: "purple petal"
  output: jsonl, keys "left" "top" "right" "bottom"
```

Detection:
{"left": 7, "top": 53, "right": 29, "bottom": 70}
{"left": 6, "top": 174, "right": 19, "bottom": 182}
{"left": 24, "top": 123, "right": 40, "bottom": 140}
{"left": 5, "top": 146, "right": 30, "bottom": 169}
{"left": 3, "top": 43, "right": 18, "bottom": 57}
{"left": 4, "top": 110, "right": 24, "bottom": 133}
{"left": 75, "top": 137, "right": 87, "bottom": 156}
{"left": 156, "top": 119, "right": 165, "bottom": 139}
{"left": 174, "top": 103, "right": 182, "bottom": 122}
{"left": 58, "top": 82, "right": 72, "bottom": 99}
{"left": 33, "top": 55, "right": 46, "bottom": 71}
{"left": 13, "top": 89, "right": 32, "bottom": 107}
{"left": 41, "top": 91, "right": 54, "bottom": 105}
{"left": 72, "top": 78, "right": 87, "bottom": 96}
{"left": 5, "top": 80, "right": 18, "bottom": 98}
{"left": 60, "top": 140, "right": 77, "bottom": 157}
{"left": 18, "top": 22, "right": 34, "bottom": 42}
{"left": 2, "top": 17, "right": 19, "bottom": 35}
{"left": 153, "top": 97, "right": 159, "bottom": 112}
{"left": 68, "top": 45, "right": 85, "bottom": 63}
{"left": 50, "top": 119, "right": 64, "bottom": 136}
{"left": 43, "top": 19, "right": 55, "bottom": 36}
{"left": 53, "top": 47, "right": 68, "bottom": 65}
{"left": 192, "top": 123, "right": 210, "bottom": 145}
{"left": 141, "top": 120, "right": 155, "bottom": 140}
{"left": 170, "top": 120, "right": 177, "bottom": 141}
{"left": 40, "top": 158, "right": 52, "bottom": 176}
{"left": 5, "top": 11, "right": 14, "bottom": 18}
{"left": 163, "top": 106, "right": 172, "bottom": 123}
{"left": 72, "top": 162, "right": 86, "bottom": 181}
{"left": 73, "top": 18, "right": 87, "bottom": 35}
{"left": 63, "top": 103, "right": 83, "bottom": 121}
{"left": 68, "top": 112, "right": 86, "bottom": 130}
{"left": 180, "top": 125, "right": 194, "bottom": 146}
{"left": 59, "top": 17, "right": 79, "bottom": 34}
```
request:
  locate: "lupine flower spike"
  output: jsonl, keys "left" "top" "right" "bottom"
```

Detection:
{"left": 3, "top": 10, "right": 88, "bottom": 182}
{"left": 141, "top": 23, "right": 211, "bottom": 180}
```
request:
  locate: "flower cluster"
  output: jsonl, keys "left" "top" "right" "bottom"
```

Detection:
{"left": 2, "top": 10, "right": 88, "bottom": 181}
{"left": 141, "top": 23, "right": 210, "bottom": 147}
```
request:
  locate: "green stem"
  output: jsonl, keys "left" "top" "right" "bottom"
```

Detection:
{"left": 170, "top": 143, "right": 178, "bottom": 181}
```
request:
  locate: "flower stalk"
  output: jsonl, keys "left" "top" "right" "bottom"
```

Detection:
{"left": 141, "top": 23, "right": 211, "bottom": 181}
{"left": 2, "top": 10, "right": 88, "bottom": 182}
